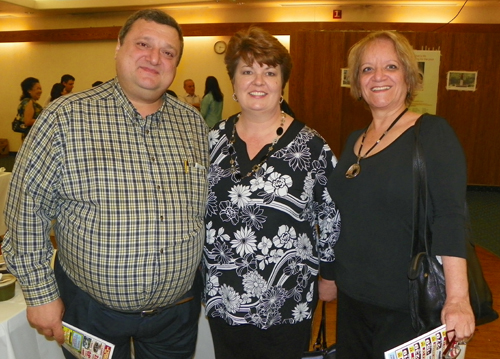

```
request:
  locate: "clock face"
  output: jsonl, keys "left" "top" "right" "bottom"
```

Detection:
{"left": 214, "top": 40, "right": 227, "bottom": 54}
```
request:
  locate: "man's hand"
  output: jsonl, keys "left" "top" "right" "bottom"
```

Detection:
{"left": 26, "top": 298, "right": 65, "bottom": 345}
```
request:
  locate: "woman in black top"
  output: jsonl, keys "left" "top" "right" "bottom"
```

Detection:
{"left": 326, "top": 31, "right": 474, "bottom": 358}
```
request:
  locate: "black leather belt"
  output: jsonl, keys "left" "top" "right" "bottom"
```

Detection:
{"left": 118, "top": 296, "right": 194, "bottom": 317}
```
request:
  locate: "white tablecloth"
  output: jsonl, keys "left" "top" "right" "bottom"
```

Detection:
{"left": 0, "top": 283, "right": 65, "bottom": 359}
{"left": 0, "top": 281, "right": 214, "bottom": 359}
{"left": 0, "top": 171, "right": 12, "bottom": 235}
{"left": 195, "top": 312, "right": 215, "bottom": 359}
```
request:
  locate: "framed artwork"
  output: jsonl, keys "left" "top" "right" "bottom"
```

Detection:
{"left": 341, "top": 68, "right": 350, "bottom": 88}
{"left": 446, "top": 71, "right": 478, "bottom": 91}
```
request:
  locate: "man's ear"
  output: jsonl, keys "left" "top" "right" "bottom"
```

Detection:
{"left": 114, "top": 38, "right": 121, "bottom": 59}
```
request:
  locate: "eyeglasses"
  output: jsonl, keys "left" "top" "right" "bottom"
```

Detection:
{"left": 442, "top": 330, "right": 462, "bottom": 359}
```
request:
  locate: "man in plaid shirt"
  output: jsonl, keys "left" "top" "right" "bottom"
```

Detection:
{"left": 2, "top": 9, "right": 208, "bottom": 359}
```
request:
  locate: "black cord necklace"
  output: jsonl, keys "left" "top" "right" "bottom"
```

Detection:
{"left": 228, "top": 111, "right": 286, "bottom": 180}
{"left": 345, "top": 108, "right": 408, "bottom": 179}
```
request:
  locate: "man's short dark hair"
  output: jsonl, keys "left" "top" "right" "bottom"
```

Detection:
{"left": 61, "top": 74, "right": 75, "bottom": 83}
{"left": 118, "top": 9, "right": 184, "bottom": 65}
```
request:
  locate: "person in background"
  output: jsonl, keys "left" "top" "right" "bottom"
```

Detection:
{"left": 2, "top": 9, "right": 208, "bottom": 359}
{"left": 200, "top": 75, "right": 223, "bottom": 128}
{"left": 202, "top": 26, "right": 341, "bottom": 359}
{"left": 61, "top": 74, "right": 76, "bottom": 94}
{"left": 44, "top": 74, "right": 75, "bottom": 106}
{"left": 49, "top": 83, "right": 66, "bottom": 102}
{"left": 14, "top": 77, "right": 43, "bottom": 139}
{"left": 325, "top": 30, "right": 474, "bottom": 358}
{"left": 181, "top": 78, "right": 200, "bottom": 110}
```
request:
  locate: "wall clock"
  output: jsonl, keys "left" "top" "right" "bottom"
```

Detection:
{"left": 214, "top": 40, "right": 227, "bottom": 54}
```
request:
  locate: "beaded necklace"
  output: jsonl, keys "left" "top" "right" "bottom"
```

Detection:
{"left": 228, "top": 111, "right": 286, "bottom": 180}
{"left": 345, "top": 108, "right": 408, "bottom": 178}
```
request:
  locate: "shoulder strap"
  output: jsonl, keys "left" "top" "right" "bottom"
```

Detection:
{"left": 411, "top": 117, "right": 431, "bottom": 257}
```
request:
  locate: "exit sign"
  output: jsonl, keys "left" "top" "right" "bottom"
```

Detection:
{"left": 333, "top": 10, "right": 342, "bottom": 19}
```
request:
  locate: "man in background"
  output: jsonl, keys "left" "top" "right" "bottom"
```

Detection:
{"left": 44, "top": 74, "right": 75, "bottom": 106}
{"left": 2, "top": 9, "right": 208, "bottom": 359}
{"left": 181, "top": 78, "right": 200, "bottom": 110}
{"left": 60, "top": 74, "right": 75, "bottom": 94}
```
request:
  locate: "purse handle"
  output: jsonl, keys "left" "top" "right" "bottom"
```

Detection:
{"left": 411, "top": 116, "right": 431, "bottom": 258}
{"left": 312, "top": 301, "right": 328, "bottom": 351}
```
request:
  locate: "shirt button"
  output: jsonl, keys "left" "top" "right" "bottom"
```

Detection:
{"left": 160, "top": 248, "right": 164, "bottom": 254}
{"left": 160, "top": 216, "right": 164, "bottom": 221}
{"left": 146, "top": 130, "right": 150, "bottom": 134}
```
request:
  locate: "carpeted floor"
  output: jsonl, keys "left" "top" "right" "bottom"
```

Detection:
{"left": 467, "top": 187, "right": 500, "bottom": 257}
{"left": 1, "top": 153, "right": 499, "bottom": 257}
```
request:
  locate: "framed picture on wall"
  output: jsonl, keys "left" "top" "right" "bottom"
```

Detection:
{"left": 341, "top": 68, "right": 350, "bottom": 88}
{"left": 446, "top": 71, "right": 478, "bottom": 91}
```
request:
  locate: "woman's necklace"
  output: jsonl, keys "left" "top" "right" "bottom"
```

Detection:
{"left": 345, "top": 108, "right": 408, "bottom": 179}
{"left": 228, "top": 111, "right": 286, "bottom": 180}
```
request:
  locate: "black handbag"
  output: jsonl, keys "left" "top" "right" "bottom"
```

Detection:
{"left": 12, "top": 118, "right": 31, "bottom": 134}
{"left": 408, "top": 117, "right": 498, "bottom": 334}
{"left": 464, "top": 207, "right": 499, "bottom": 326}
{"left": 302, "top": 302, "right": 336, "bottom": 359}
{"left": 407, "top": 117, "right": 446, "bottom": 334}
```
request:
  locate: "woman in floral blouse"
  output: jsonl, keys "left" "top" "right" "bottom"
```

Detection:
{"left": 202, "top": 26, "right": 341, "bottom": 359}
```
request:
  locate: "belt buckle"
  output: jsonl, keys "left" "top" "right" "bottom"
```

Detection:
{"left": 140, "top": 309, "right": 158, "bottom": 317}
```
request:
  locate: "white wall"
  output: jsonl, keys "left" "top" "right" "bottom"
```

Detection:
{"left": 0, "top": 40, "right": 116, "bottom": 151}
{"left": 0, "top": 36, "right": 290, "bottom": 152}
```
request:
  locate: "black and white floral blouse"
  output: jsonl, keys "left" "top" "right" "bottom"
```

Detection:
{"left": 202, "top": 115, "right": 341, "bottom": 329}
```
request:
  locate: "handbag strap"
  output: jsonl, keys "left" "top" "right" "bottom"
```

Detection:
{"left": 312, "top": 301, "right": 328, "bottom": 351}
{"left": 411, "top": 116, "right": 431, "bottom": 258}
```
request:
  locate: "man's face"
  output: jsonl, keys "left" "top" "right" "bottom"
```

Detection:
{"left": 63, "top": 80, "right": 75, "bottom": 93}
{"left": 184, "top": 80, "right": 195, "bottom": 95}
{"left": 115, "top": 19, "right": 181, "bottom": 104}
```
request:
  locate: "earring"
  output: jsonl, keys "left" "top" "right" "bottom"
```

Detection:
{"left": 232, "top": 93, "right": 238, "bottom": 102}
{"left": 279, "top": 96, "right": 284, "bottom": 104}
{"left": 358, "top": 96, "right": 363, "bottom": 101}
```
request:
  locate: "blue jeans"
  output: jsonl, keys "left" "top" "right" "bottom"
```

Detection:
{"left": 55, "top": 258, "right": 202, "bottom": 359}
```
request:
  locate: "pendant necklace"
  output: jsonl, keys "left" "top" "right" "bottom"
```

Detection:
{"left": 345, "top": 108, "right": 408, "bottom": 179}
{"left": 228, "top": 111, "right": 286, "bottom": 180}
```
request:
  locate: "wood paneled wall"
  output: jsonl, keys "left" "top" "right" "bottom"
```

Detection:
{"left": 289, "top": 29, "right": 500, "bottom": 186}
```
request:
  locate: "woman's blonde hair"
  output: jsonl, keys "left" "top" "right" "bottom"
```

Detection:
{"left": 348, "top": 31, "right": 422, "bottom": 107}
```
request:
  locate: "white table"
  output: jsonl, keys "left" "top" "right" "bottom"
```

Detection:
{"left": 0, "top": 171, "right": 12, "bottom": 235}
{"left": 0, "top": 281, "right": 214, "bottom": 359}
{"left": 195, "top": 312, "right": 215, "bottom": 359}
{"left": 0, "top": 282, "right": 65, "bottom": 359}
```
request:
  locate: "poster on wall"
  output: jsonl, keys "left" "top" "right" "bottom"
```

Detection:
{"left": 410, "top": 50, "right": 441, "bottom": 115}
{"left": 446, "top": 71, "right": 477, "bottom": 91}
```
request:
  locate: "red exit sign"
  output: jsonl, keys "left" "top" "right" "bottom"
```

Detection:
{"left": 333, "top": 10, "right": 342, "bottom": 19}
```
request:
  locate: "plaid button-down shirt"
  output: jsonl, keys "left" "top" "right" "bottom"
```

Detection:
{"left": 3, "top": 78, "right": 209, "bottom": 310}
